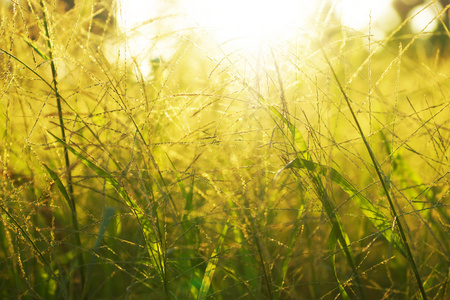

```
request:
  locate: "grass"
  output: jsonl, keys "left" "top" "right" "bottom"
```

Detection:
{"left": 0, "top": 0, "right": 449, "bottom": 299}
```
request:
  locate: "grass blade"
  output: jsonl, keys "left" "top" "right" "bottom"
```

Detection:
{"left": 328, "top": 227, "right": 351, "bottom": 300}
{"left": 267, "top": 89, "right": 367, "bottom": 297}
{"left": 197, "top": 219, "right": 229, "bottom": 300}
{"left": 43, "top": 164, "right": 84, "bottom": 290}
{"left": 48, "top": 131, "right": 167, "bottom": 285}
{"left": 279, "top": 158, "right": 407, "bottom": 258}
{"left": 270, "top": 98, "right": 365, "bottom": 297}
{"left": 83, "top": 207, "right": 116, "bottom": 297}
{"left": 278, "top": 157, "right": 366, "bottom": 299}
{"left": 324, "top": 49, "right": 428, "bottom": 299}
{"left": 19, "top": 33, "right": 50, "bottom": 61}
{"left": 43, "top": 164, "right": 72, "bottom": 211}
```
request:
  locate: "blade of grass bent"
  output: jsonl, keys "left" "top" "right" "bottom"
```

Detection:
{"left": 48, "top": 132, "right": 166, "bottom": 281}
{"left": 316, "top": 178, "right": 365, "bottom": 299}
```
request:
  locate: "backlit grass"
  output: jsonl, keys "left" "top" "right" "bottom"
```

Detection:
{"left": 0, "top": 1, "right": 449, "bottom": 299}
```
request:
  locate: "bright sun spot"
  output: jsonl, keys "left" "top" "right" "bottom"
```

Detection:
{"left": 183, "top": 0, "right": 318, "bottom": 50}
{"left": 114, "top": 0, "right": 444, "bottom": 77}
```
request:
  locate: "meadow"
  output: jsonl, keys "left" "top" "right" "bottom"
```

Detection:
{"left": 0, "top": 0, "right": 449, "bottom": 299}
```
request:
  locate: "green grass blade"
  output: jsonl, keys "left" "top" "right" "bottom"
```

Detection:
{"left": 278, "top": 158, "right": 366, "bottom": 299}
{"left": 92, "top": 207, "right": 116, "bottom": 256}
{"left": 43, "top": 164, "right": 84, "bottom": 292}
{"left": 43, "top": 164, "right": 75, "bottom": 214}
{"left": 280, "top": 158, "right": 407, "bottom": 258}
{"left": 48, "top": 131, "right": 166, "bottom": 281}
{"left": 19, "top": 33, "right": 50, "bottom": 60}
{"left": 328, "top": 227, "right": 351, "bottom": 300}
{"left": 197, "top": 219, "right": 229, "bottom": 300}
{"left": 320, "top": 186, "right": 363, "bottom": 298}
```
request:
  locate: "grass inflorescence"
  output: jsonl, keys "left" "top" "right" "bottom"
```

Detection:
{"left": 0, "top": 0, "right": 449, "bottom": 299}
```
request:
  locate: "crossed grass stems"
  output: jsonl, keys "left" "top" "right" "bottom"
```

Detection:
{"left": 1, "top": 1, "right": 449, "bottom": 299}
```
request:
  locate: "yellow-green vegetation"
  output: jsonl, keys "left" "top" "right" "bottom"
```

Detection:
{"left": 1, "top": 1, "right": 449, "bottom": 299}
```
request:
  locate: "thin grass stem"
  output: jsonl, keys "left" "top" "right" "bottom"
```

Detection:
{"left": 39, "top": 0, "right": 84, "bottom": 293}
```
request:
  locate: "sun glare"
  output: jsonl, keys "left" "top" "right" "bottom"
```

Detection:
{"left": 113, "top": 0, "right": 445, "bottom": 76}
{"left": 183, "top": 0, "right": 318, "bottom": 50}
{"left": 114, "top": 0, "right": 323, "bottom": 76}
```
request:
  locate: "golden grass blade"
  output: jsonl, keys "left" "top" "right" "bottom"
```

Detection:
{"left": 278, "top": 157, "right": 366, "bottom": 299}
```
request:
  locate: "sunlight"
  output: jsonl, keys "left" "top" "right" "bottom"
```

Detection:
{"left": 113, "top": 0, "right": 412, "bottom": 76}
{"left": 183, "top": 0, "right": 318, "bottom": 50}
{"left": 113, "top": 0, "right": 321, "bottom": 76}
{"left": 114, "top": 0, "right": 402, "bottom": 54}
